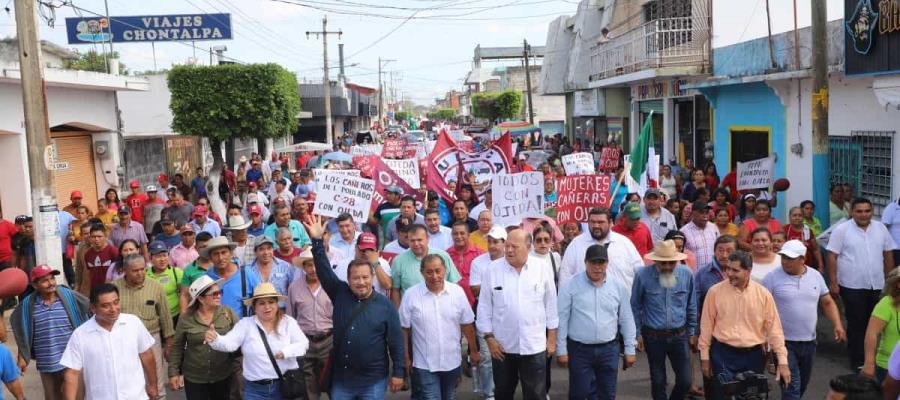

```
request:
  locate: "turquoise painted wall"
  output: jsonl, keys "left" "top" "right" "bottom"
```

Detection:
{"left": 699, "top": 82, "right": 787, "bottom": 220}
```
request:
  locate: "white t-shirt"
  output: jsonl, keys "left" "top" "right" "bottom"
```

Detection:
{"left": 751, "top": 254, "right": 782, "bottom": 282}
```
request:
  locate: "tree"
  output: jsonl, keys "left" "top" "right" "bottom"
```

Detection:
{"left": 471, "top": 90, "right": 522, "bottom": 124}
{"left": 168, "top": 63, "right": 300, "bottom": 216}
{"left": 64, "top": 50, "right": 128, "bottom": 74}
{"left": 395, "top": 111, "right": 411, "bottom": 122}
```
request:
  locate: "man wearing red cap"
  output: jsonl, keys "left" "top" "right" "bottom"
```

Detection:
{"left": 335, "top": 232, "right": 393, "bottom": 297}
{"left": 126, "top": 181, "right": 149, "bottom": 228}
{"left": 11, "top": 265, "right": 91, "bottom": 400}
{"left": 189, "top": 205, "right": 221, "bottom": 238}
{"left": 247, "top": 204, "right": 266, "bottom": 237}
{"left": 63, "top": 191, "right": 85, "bottom": 217}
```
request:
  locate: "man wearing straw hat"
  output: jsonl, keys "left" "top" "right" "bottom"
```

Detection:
{"left": 203, "top": 236, "right": 262, "bottom": 318}
{"left": 631, "top": 240, "right": 698, "bottom": 400}
{"left": 287, "top": 248, "right": 332, "bottom": 400}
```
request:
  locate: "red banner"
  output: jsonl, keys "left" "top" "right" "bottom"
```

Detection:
{"left": 554, "top": 175, "right": 612, "bottom": 225}
{"left": 352, "top": 155, "right": 378, "bottom": 178}
{"left": 382, "top": 138, "right": 408, "bottom": 159}
{"left": 599, "top": 146, "right": 622, "bottom": 172}
{"left": 368, "top": 157, "right": 424, "bottom": 210}
{"left": 426, "top": 131, "right": 513, "bottom": 203}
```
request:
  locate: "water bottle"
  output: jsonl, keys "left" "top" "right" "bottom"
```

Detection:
{"left": 470, "top": 357, "right": 482, "bottom": 394}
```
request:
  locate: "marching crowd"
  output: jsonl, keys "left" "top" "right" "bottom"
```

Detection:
{"left": 0, "top": 142, "right": 896, "bottom": 400}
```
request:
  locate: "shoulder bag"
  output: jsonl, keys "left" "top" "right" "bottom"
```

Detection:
{"left": 318, "top": 298, "right": 372, "bottom": 391}
{"left": 257, "top": 325, "right": 307, "bottom": 399}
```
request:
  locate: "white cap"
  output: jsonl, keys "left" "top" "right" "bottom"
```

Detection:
{"left": 777, "top": 239, "right": 807, "bottom": 259}
{"left": 487, "top": 225, "right": 507, "bottom": 241}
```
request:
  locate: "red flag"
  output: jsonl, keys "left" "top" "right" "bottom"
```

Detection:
{"left": 369, "top": 157, "right": 424, "bottom": 210}
{"left": 426, "top": 131, "right": 513, "bottom": 203}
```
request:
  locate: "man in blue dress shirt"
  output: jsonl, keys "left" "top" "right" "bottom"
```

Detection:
{"left": 631, "top": 240, "right": 698, "bottom": 400}
{"left": 556, "top": 243, "right": 636, "bottom": 399}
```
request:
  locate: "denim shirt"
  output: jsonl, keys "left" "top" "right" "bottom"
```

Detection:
{"left": 630, "top": 264, "right": 698, "bottom": 337}
{"left": 693, "top": 260, "right": 726, "bottom": 317}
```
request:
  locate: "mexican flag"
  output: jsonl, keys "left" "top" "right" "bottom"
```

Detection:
{"left": 627, "top": 112, "right": 659, "bottom": 196}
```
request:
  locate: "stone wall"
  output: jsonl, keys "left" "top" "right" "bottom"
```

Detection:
{"left": 124, "top": 137, "right": 166, "bottom": 187}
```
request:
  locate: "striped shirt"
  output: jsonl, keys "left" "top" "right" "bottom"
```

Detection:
{"left": 32, "top": 298, "right": 73, "bottom": 373}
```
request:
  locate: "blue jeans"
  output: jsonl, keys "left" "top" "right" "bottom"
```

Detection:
{"left": 782, "top": 340, "right": 816, "bottom": 400}
{"left": 243, "top": 378, "right": 282, "bottom": 400}
{"left": 492, "top": 351, "right": 546, "bottom": 400}
{"left": 644, "top": 334, "right": 691, "bottom": 400}
{"left": 330, "top": 377, "right": 387, "bottom": 400}
{"left": 709, "top": 340, "right": 765, "bottom": 400}
{"left": 477, "top": 335, "right": 495, "bottom": 397}
{"left": 567, "top": 339, "right": 619, "bottom": 400}
{"left": 413, "top": 367, "right": 460, "bottom": 400}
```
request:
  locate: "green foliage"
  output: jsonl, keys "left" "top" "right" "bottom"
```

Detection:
{"left": 428, "top": 108, "right": 456, "bottom": 120}
{"left": 471, "top": 90, "right": 521, "bottom": 122}
{"left": 394, "top": 111, "right": 411, "bottom": 122}
{"left": 63, "top": 50, "right": 128, "bottom": 74}
{"left": 168, "top": 63, "right": 300, "bottom": 144}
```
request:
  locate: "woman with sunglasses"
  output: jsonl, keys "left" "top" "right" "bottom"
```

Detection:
{"left": 168, "top": 275, "right": 239, "bottom": 399}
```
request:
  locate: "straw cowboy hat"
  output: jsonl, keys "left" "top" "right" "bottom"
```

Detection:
{"left": 242, "top": 282, "right": 287, "bottom": 306}
{"left": 200, "top": 236, "right": 237, "bottom": 259}
{"left": 188, "top": 275, "right": 224, "bottom": 307}
{"left": 645, "top": 240, "right": 688, "bottom": 262}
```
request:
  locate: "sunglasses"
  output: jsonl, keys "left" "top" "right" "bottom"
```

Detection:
{"left": 202, "top": 290, "right": 222, "bottom": 297}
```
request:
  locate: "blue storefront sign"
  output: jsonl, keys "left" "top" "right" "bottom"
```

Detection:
{"left": 65, "top": 14, "right": 232, "bottom": 44}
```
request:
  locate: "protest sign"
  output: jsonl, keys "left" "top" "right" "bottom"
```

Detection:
{"left": 312, "top": 172, "right": 375, "bottom": 223}
{"left": 384, "top": 158, "right": 421, "bottom": 189}
{"left": 554, "top": 175, "right": 613, "bottom": 225}
{"left": 313, "top": 169, "right": 360, "bottom": 185}
{"left": 562, "top": 152, "right": 595, "bottom": 175}
{"left": 737, "top": 156, "right": 775, "bottom": 191}
{"left": 492, "top": 172, "right": 545, "bottom": 227}
{"left": 599, "top": 146, "right": 622, "bottom": 172}
{"left": 369, "top": 157, "right": 424, "bottom": 210}
{"left": 351, "top": 156, "right": 378, "bottom": 178}
{"left": 350, "top": 144, "right": 382, "bottom": 157}
{"left": 381, "top": 138, "right": 407, "bottom": 159}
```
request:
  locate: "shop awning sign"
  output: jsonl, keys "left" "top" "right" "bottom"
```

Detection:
{"left": 66, "top": 14, "right": 232, "bottom": 44}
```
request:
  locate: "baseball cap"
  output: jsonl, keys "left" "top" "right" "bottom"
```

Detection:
{"left": 30, "top": 264, "right": 60, "bottom": 282}
{"left": 117, "top": 205, "right": 131, "bottom": 215}
{"left": 149, "top": 241, "right": 168, "bottom": 255}
{"left": 248, "top": 182, "right": 257, "bottom": 189}
{"left": 691, "top": 200, "right": 710, "bottom": 212}
{"left": 623, "top": 203, "right": 642, "bottom": 220}
{"left": 357, "top": 232, "right": 378, "bottom": 251}
{"left": 180, "top": 224, "right": 195, "bottom": 233}
{"left": 160, "top": 217, "right": 174, "bottom": 225}
{"left": 145, "top": 185, "right": 158, "bottom": 192}
{"left": 644, "top": 188, "right": 661, "bottom": 198}
{"left": 248, "top": 204, "right": 263, "bottom": 215}
{"left": 253, "top": 235, "right": 275, "bottom": 250}
{"left": 70, "top": 190, "right": 83, "bottom": 200}
{"left": 299, "top": 169, "right": 310, "bottom": 176}
{"left": 778, "top": 240, "right": 808, "bottom": 259}
{"left": 129, "top": 180, "right": 140, "bottom": 189}
{"left": 192, "top": 205, "right": 208, "bottom": 217}
{"left": 158, "top": 173, "right": 169, "bottom": 182}
{"left": 14, "top": 215, "right": 32, "bottom": 224}
{"left": 487, "top": 226, "right": 507, "bottom": 241}
{"left": 584, "top": 244, "right": 609, "bottom": 263}
{"left": 386, "top": 185, "right": 403, "bottom": 195}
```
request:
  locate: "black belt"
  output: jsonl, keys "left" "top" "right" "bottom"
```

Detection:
{"left": 569, "top": 338, "right": 617, "bottom": 347}
{"left": 641, "top": 327, "right": 686, "bottom": 337}
{"left": 249, "top": 378, "right": 277, "bottom": 385}
{"left": 307, "top": 331, "right": 332, "bottom": 342}
{"left": 713, "top": 339, "right": 762, "bottom": 353}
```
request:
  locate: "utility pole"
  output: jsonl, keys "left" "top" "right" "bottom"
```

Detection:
{"left": 14, "top": 0, "right": 64, "bottom": 277}
{"left": 307, "top": 16, "right": 342, "bottom": 146}
{"left": 523, "top": 39, "right": 535, "bottom": 124}
{"left": 377, "top": 57, "right": 395, "bottom": 125}
{"left": 810, "top": 0, "right": 830, "bottom": 226}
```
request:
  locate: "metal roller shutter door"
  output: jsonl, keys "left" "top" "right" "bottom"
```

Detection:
{"left": 52, "top": 135, "right": 99, "bottom": 214}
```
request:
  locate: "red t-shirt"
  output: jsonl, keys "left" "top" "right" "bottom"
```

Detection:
{"left": 84, "top": 245, "right": 119, "bottom": 288}
{"left": 126, "top": 193, "right": 150, "bottom": 226}
{"left": 275, "top": 247, "right": 302, "bottom": 264}
{"left": 447, "top": 245, "right": 484, "bottom": 306}
{"left": 612, "top": 221, "right": 654, "bottom": 257}
{"left": 0, "top": 220, "right": 18, "bottom": 262}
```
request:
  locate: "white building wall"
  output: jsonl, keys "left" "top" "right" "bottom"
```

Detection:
{"left": 118, "top": 74, "right": 174, "bottom": 136}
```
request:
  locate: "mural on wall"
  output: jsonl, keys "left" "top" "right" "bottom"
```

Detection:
{"left": 846, "top": 0, "right": 878, "bottom": 55}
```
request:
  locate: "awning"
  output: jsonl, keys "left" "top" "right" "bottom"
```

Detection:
{"left": 873, "top": 76, "right": 900, "bottom": 110}
{"left": 276, "top": 141, "right": 332, "bottom": 153}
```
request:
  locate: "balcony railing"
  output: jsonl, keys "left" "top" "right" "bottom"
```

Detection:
{"left": 590, "top": 16, "right": 709, "bottom": 82}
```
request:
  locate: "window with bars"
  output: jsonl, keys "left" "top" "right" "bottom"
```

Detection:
{"left": 829, "top": 131, "right": 894, "bottom": 215}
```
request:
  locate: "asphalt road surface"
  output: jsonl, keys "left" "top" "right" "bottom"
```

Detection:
{"left": 4, "top": 311, "right": 852, "bottom": 399}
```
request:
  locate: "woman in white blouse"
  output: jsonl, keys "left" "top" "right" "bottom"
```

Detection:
{"left": 206, "top": 282, "right": 309, "bottom": 400}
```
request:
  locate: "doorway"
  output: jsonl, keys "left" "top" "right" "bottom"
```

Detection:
{"left": 729, "top": 127, "right": 770, "bottom": 167}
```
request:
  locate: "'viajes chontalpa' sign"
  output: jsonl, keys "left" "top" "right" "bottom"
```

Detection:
{"left": 66, "top": 14, "right": 232, "bottom": 44}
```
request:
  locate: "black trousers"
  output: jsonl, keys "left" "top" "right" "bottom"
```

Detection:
{"left": 492, "top": 352, "right": 547, "bottom": 400}
{"left": 184, "top": 377, "right": 233, "bottom": 400}
{"left": 841, "top": 286, "right": 882, "bottom": 369}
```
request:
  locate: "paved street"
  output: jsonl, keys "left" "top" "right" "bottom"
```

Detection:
{"left": 2, "top": 310, "right": 851, "bottom": 399}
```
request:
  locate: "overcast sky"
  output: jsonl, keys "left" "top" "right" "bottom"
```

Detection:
{"left": 0, "top": 0, "right": 845, "bottom": 104}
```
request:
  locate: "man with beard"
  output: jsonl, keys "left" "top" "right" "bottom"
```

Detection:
{"left": 559, "top": 207, "right": 643, "bottom": 292}
{"left": 699, "top": 251, "right": 790, "bottom": 398}
{"left": 631, "top": 240, "right": 697, "bottom": 400}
